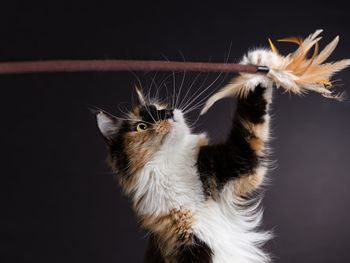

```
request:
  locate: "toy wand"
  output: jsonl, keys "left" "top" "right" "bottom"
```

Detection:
{"left": 0, "top": 59, "right": 269, "bottom": 75}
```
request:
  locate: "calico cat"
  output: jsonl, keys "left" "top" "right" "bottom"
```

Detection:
{"left": 95, "top": 77, "right": 272, "bottom": 263}
{"left": 94, "top": 31, "right": 349, "bottom": 263}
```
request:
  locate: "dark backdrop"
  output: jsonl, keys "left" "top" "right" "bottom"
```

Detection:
{"left": 1, "top": 1, "right": 350, "bottom": 262}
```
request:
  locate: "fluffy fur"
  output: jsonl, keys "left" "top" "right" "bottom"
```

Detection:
{"left": 95, "top": 84, "right": 272, "bottom": 262}
{"left": 93, "top": 30, "right": 350, "bottom": 263}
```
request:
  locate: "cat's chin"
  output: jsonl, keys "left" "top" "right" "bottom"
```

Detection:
{"left": 172, "top": 109, "right": 185, "bottom": 123}
{"left": 167, "top": 109, "right": 191, "bottom": 139}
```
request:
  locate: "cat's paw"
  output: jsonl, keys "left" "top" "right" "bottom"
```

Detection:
{"left": 200, "top": 49, "right": 277, "bottom": 115}
{"left": 238, "top": 49, "right": 278, "bottom": 91}
{"left": 241, "top": 48, "right": 279, "bottom": 68}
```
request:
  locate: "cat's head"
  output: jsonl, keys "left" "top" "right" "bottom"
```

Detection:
{"left": 94, "top": 88, "right": 193, "bottom": 186}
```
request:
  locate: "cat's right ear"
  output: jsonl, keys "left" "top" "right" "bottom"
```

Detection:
{"left": 92, "top": 109, "right": 121, "bottom": 142}
{"left": 135, "top": 85, "right": 146, "bottom": 106}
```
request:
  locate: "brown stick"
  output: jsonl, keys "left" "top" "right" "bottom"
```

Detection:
{"left": 0, "top": 60, "right": 268, "bottom": 75}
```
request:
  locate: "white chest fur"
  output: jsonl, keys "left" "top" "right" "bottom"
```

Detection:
{"left": 134, "top": 145, "right": 270, "bottom": 262}
{"left": 133, "top": 128, "right": 205, "bottom": 216}
{"left": 132, "top": 110, "right": 271, "bottom": 262}
{"left": 193, "top": 199, "right": 271, "bottom": 263}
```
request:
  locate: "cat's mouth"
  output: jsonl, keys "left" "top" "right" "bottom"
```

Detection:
{"left": 172, "top": 109, "right": 184, "bottom": 123}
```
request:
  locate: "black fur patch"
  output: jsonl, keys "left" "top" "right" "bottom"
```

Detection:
{"left": 197, "top": 85, "right": 268, "bottom": 193}
{"left": 144, "top": 235, "right": 212, "bottom": 263}
{"left": 108, "top": 121, "right": 132, "bottom": 176}
{"left": 144, "top": 235, "right": 166, "bottom": 263}
{"left": 176, "top": 236, "right": 213, "bottom": 263}
{"left": 139, "top": 105, "right": 173, "bottom": 123}
{"left": 236, "top": 85, "right": 267, "bottom": 124}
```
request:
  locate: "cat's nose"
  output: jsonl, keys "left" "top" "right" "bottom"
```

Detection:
{"left": 166, "top": 109, "right": 174, "bottom": 119}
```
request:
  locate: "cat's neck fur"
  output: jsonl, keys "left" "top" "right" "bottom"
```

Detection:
{"left": 132, "top": 125, "right": 207, "bottom": 216}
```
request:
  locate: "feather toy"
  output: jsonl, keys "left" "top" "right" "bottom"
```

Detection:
{"left": 201, "top": 29, "right": 350, "bottom": 114}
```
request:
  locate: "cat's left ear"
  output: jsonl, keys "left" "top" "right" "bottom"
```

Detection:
{"left": 94, "top": 110, "right": 121, "bottom": 142}
{"left": 135, "top": 85, "right": 146, "bottom": 105}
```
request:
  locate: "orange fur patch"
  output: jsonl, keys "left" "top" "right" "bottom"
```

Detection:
{"left": 140, "top": 208, "right": 194, "bottom": 258}
{"left": 129, "top": 107, "right": 141, "bottom": 119}
{"left": 124, "top": 130, "right": 157, "bottom": 173}
{"left": 240, "top": 119, "right": 268, "bottom": 157}
{"left": 155, "top": 120, "right": 171, "bottom": 135}
{"left": 248, "top": 137, "right": 264, "bottom": 157}
{"left": 231, "top": 119, "right": 269, "bottom": 196}
{"left": 116, "top": 115, "right": 172, "bottom": 192}
{"left": 233, "top": 169, "right": 265, "bottom": 197}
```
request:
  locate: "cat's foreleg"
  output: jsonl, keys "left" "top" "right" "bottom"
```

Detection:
{"left": 198, "top": 50, "right": 276, "bottom": 199}
{"left": 226, "top": 84, "right": 272, "bottom": 197}
{"left": 197, "top": 82, "right": 273, "bottom": 199}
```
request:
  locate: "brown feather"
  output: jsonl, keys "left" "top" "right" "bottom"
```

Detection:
{"left": 201, "top": 30, "right": 350, "bottom": 114}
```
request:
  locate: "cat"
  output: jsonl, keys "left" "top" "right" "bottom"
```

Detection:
{"left": 94, "top": 75, "right": 272, "bottom": 262}
{"left": 94, "top": 30, "right": 349, "bottom": 263}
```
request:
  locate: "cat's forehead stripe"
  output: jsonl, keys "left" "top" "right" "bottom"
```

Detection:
{"left": 155, "top": 104, "right": 167, "bottom": 110}
{"left": 138, "top": 105, "right": 171, "bottom": 123}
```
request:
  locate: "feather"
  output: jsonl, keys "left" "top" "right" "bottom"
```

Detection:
{"left": 268, "top": 38, "right": 279, "bottom": 55}
{"left": 314, "top": 36, "right": 339, "bottom": 65}
{"left": 201, "top": 30, "right": 350, "bottom": 115}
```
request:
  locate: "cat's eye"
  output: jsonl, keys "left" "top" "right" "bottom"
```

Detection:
{"left": 136, "top": 122, "right": 148, "bottom": 132}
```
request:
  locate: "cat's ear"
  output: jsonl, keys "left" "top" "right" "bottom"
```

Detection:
{"left": 135, "top": 85, "right": 146, "bottom": 105}
{"left": 94, "top": 109, "right": 121, "bottom": 142}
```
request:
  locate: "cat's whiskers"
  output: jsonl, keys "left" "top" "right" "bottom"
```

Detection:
{"left": 182, "top": 43, "right": 232, "bottom": 114}
{"left": 129, "top": 72, "right": 158, "bottom": 123}
{"left": 179, "top": 71, "right": 211, "bottom": 113}
{"left": 175, "top": 70, "right": 186, "bottom": 110}
{"left": 182, "top": 102, "right": 206, "bottom": 115}
{"left": 159, "top": 72, "right": 183, "bottom": 110}
{"left": 117, "top": 103, "right": 133, "bottom": 118}
{"left": 116, "top": 104, "right": 148, "bottom": 124}
{"left": 178, "top": 71, "right": 203, "bottom": 111}
{"left": 149, "top": 78, "right": 162, "bottom": 122}
{"left": 182, "top": 72, "right": 223, "bottom": 113}
{"left": 172, "top": 71, "right": 177, "bottom": 110}
{"left": 186, "top": 105, "right": 206, "bottom": 128}
{"left": 183, "top": 70, "right": 230, "bottom": 116}
{"left": 174, "top": 50, "right": 186, "bottom": 108}
{"left": 178, "top": 57, "right": 215, "bottom": 111}
{"left": 142, "top": 96, "right": 158, "bottom": 123}
{"left": 181, "top": 44, "right": 232, "bottom": 114}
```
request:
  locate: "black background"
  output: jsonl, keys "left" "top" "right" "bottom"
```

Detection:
{"left": 1, "top": 1, "right": 350, "bottom": 262}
